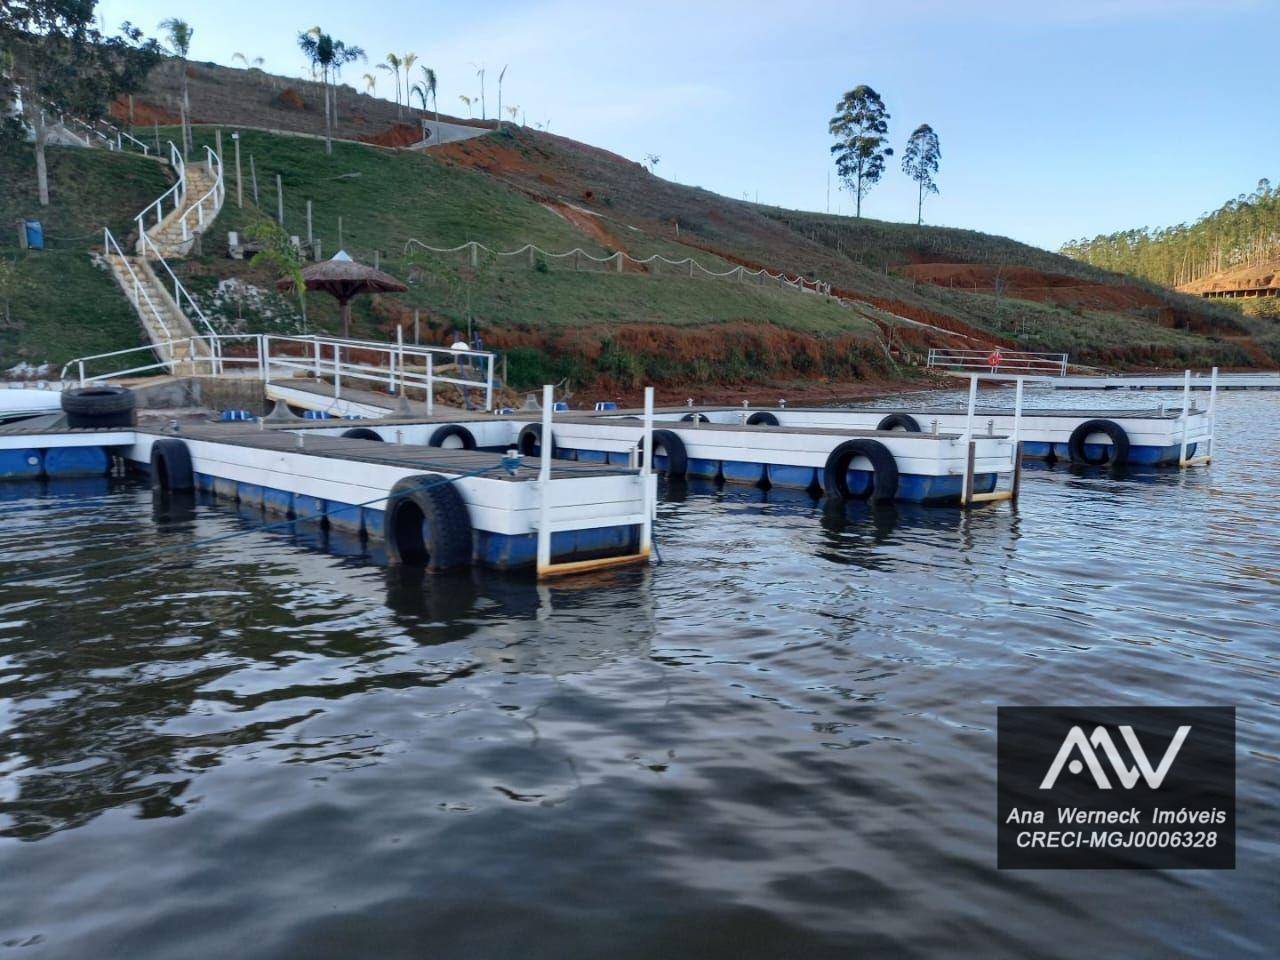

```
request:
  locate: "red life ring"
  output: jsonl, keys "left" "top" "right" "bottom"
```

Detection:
{"left": 986, "top": 350, "right": 1003, "bottom": 368}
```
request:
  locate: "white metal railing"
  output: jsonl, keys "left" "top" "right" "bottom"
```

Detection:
{"left": 103, "top": 228, "right": 174, "bottom": 346}
{"left": 927, "top": 348, "right": 1069, "bottom": 376}
{"left": 172, "top": 145, "right": 224, "bottom": 245}
{"left": 258, "top": 332, "right": 496, "bottom": 413}
{"left": 60, "top": 333, "right": 498, "bottom": 411}
{"left": 533, "top": 382, "right": 655, "bottom": 576}
{"left": 134, "top": 142, "right": 187, "bottom": 248}
{"left": 137, "top": 230, "right": 220, "bottom": 348}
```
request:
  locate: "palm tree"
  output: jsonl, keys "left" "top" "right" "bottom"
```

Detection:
{"left": 470, "top": 62, "right": 486, "bottom": 119}
{"left": 505, "top": 105, "right": 519, "bottom": 124}
{"left": 401, "top": 52, "right": 418, "bottom": 120}
{"left": 458, "top": 94, "right": 473, "bottom": 118}
{"left": 362, "top": 72, "right": 377, "bottom": 95}
{"left": 497, "top": 64, "right": 507, "bottom": 126}
{"left": 378, "top": 53, "right": 403, "bottom": 118}
{"left": 232, "top": 52, "right": 264, "bottom": 69}
{"left": 297, "top": 29, "right": 365, "bottom": 154}
{"left": 158, "top": 18, "right": 193, "bottom": 155}
{"left": 419, "top": 66, "right": 437, "bottom": 125}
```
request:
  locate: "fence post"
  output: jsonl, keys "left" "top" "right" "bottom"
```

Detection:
{"left": 413, "top": 308, "right": 420, "bottom": 345}
{"left": 528, "top": 245, "right": 536, "bottom": 267}
{"left": 616, "top": 252, "right": 624, "bottom": 273}
{"left": 469, "top": 241, "right": 478, "bottom": 268}
{"left": 306, "top": 199, "right": 313, "bottom": 246}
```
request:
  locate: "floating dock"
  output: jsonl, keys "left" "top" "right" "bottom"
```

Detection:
{"left": 595, "top": 403, "right": 1213, "bottom": 467}
{"left": 0, "top": 403, "right": 657, "bottom": 578}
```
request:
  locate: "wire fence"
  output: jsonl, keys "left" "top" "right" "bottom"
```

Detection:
{"left": 402, "top": 238, "right": 832, "bottom": 294}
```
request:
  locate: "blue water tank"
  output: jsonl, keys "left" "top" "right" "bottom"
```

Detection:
{"left": 24, "top": 220, "right": 44, "bottom": 250}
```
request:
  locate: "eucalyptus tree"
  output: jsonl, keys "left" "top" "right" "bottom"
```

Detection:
{"left": 297, "top": 29, "right": 365, "bottom": 154}
{"left": 828, "top": 85, "right": 892, "bottom": 218}
{"left": 158, "top": 17, "right": 193, "bottom": 154}
{"left": 3, "top": 5, "right": 160, "bottom": 205}
{"left": 901, "top": 123, "right": 941, "bottom": 225}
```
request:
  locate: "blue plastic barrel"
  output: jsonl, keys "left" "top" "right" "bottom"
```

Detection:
{"left": 24, "top": 220, "right": 44, "bottom": 250}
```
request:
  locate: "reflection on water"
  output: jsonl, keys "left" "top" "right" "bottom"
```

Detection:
{"left": 0, "top": 389, "right": 1276, "bottom": 959}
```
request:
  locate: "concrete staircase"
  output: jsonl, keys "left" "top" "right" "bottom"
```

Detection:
{"left": 143, "top": 157, "right": 222, "bottom": 258}
{"left": 103, "top": 252, "right": 211, "bottom": 372}
{"left": 98, "top": 142, "right": 224, "bottom": 373}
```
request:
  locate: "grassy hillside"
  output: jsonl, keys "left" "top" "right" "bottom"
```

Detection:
{"left": 162, "top": 126, "right": 888, "bottom": 393}
{"left": 435, "top": 127, "right": 1268, "bottom": 369}
{"left": 0, "top": 145, "right": 171, "bottom": 371}
{"left": 6, "top": 61, "right": 1275, "bottom": 390}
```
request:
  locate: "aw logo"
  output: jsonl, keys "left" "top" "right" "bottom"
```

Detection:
{"left": 1039, "top": 723, "right": 1191, "bottom": 790}
{"left": 997, "top": 706, "right": 1235, "bottom": 869}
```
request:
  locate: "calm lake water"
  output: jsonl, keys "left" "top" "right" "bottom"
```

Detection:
{"left": 0, "top": 388, "right": 1276, "bottom": 959}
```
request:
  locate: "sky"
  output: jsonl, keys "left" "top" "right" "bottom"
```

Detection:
{"left": 98, "top": 0, "right": 1280, "bottom": 251}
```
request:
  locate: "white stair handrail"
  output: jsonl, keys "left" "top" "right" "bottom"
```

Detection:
{"left": 137, "top": 230, "right": 219, "bottom": 347}
{"left": 103, "top": 228, "right": 174, "bottom": 344}
{"left": 134, "top": 142, "right": 187, "bottom": 244}
{"left": 174, "top": 145, "right": 224, "bottom": 242}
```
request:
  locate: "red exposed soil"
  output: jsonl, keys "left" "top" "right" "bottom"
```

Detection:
{"left": 276, "top": 88, "right": 307, "bottom": 112}
{"left": 901, "top": 263, "right": 1163, "bottom": 310}
{"left": 108, "top": 95, "right": 183, "bottom": 126}
{"left": 1177, "top": 259, "right": 1280, "bottom": 295}
{"left": 361, "top": 122, "right": 422, "bottom": 148}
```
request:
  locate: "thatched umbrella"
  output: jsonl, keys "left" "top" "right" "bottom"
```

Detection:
{"left": 277, "top": 251, "right": 407, "bottom": 338}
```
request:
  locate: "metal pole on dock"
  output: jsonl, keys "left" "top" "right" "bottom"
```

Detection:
{"left": 334, "top": 343, "right": 342, "bottom": 399}
{"left": 1179, "top": 369, "right": 1191, "bottom": 465}
{"left": 1206, "top": 366, "right": 1219, "bottom": 462}
{"left": 536, "top": 384, "right": 555, "bottom": 572}
{"left": 640, "top": 386, "right": 654, "bottom": 555}
{"left": 1011, "top": 377, "right": 1025, "bottom": 501}
{"left": 426, "top": 353, "right": 434, "bottom": 415}
{"left": 276, "top": 174, "right": 284, "bottom": 225}
{"left": 394, "top": 325, "right": 404, "bottom": 396}
{"left": 485, "top": 355, "right": 495, "bottom": 411}
{"left": 961, "top": 374, "right": 979, "bottom": 505}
